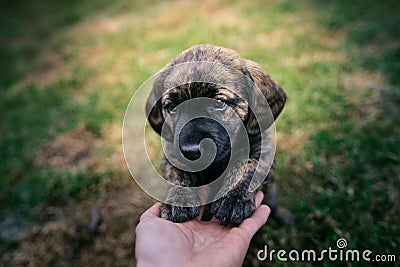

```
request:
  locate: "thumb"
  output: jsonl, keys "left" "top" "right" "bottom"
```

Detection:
{"left": 239, "top": 204, "right": 270, "bottom": 239}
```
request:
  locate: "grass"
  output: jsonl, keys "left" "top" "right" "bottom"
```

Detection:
{"left": 0, "top": 0, "right": 399, "bottom": 265}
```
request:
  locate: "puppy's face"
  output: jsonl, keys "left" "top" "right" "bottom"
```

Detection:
{"left": 159, "top": 82, "right": 249, "bottom": 176}
{"left": 146, "top": 44, "right": 287, "bottom": 179}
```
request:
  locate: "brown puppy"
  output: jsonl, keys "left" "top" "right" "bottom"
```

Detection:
{"left": 146, "top": 44, "right": 289, "bottom": 225}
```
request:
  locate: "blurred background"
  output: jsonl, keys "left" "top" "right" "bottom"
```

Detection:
{"left": 0, "top": 0, "right": 399, "bottom": 266}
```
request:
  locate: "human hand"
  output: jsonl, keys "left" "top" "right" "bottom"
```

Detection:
{"left": 135, "top": 191, "right": 270, "bottom": 267}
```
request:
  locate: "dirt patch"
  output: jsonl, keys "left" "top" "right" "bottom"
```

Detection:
{"left": 341, "top": 72, "right": 391, "bottom": 91}
{"left": 1, "top": 181, "right": 153, "bottom": 266}
{"left": 341, "top": 72, "right": 394, "bottom": 119}
{"left": 276, "top": 130, "right": 308, "bottom": 154}
{"left": 11, "top": 50, "right": 70, "bottom": 93}
{"left": 36, "top": 128, "right": 96, "bottom": 170}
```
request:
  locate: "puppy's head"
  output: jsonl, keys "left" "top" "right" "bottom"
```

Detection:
{"left": 146, "top": 44, "right": 286, "bottom": 175}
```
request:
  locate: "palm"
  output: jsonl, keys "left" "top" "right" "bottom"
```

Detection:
{"left": 135, "top": 191, "right": 269, "bottom": 267}
{"left": 175, "top": 219, "right": 251, "bottom": 266}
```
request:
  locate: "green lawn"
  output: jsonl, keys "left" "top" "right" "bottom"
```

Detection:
{"left": 1, "top": 0, "right": 399, "bottom": 265}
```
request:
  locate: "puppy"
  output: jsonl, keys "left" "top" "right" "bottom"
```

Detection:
{"left": 146, "top": 44, "right": 288, "bottom": 225}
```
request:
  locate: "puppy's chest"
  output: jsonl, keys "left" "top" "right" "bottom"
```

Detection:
{"left": 167, "top": 170, "right": 218, "bottom": 187}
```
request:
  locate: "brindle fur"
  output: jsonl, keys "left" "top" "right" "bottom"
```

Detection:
{"left": 146, "top": 44, "right": 290, "bottom": 225}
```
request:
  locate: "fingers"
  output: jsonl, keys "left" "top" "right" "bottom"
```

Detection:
{"left": 239, "top": 204, "right": 270, "bottom": 240}
{"left": 139, "top": 202, "right": 162, "bottom": 222}
{"left": 255, "top": 190, "right": 264, "bottom": 209}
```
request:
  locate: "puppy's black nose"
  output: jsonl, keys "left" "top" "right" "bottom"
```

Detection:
{"left": 180, "top": 144, "right": 201, "bottom": 160}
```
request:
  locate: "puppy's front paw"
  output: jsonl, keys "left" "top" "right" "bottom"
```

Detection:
{"left": 160, "top": 203, "right": 200, "bottom": 223}
{"left": 211, "top": 190, "right": 256, "bottom": 225}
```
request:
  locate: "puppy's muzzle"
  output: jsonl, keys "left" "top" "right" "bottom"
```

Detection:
{"left": 178, "top": 117, "right": 231, "bottom": 166}
{"left": 179, "top": 143, "right": 201, "bottom": 161}
{"left": 178, "top": 118, "right": 214, "bottom": 161}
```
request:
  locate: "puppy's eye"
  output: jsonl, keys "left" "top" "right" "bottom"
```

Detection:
{"left": 165, "top": 103, "right": 176, "bottom": 114}
{"left": 213, "top": 99, "right": 227, "bottom": 111}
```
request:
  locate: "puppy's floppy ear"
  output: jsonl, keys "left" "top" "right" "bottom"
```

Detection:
{"left": 145, "top": 82, "right": 164, "bottom": 135}
{"left": 242, "top": 59, "right": 287, "bottom": 135}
